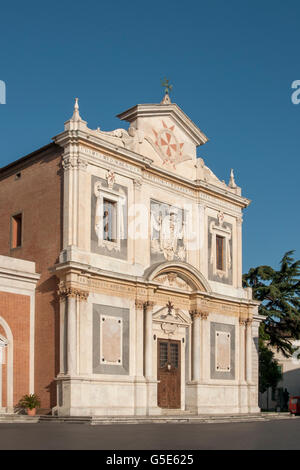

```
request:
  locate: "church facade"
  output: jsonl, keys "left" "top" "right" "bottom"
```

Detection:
{"left": 0, "top": 93, "right": 262, "bottom": 416}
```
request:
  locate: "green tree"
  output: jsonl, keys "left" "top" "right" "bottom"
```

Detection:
{"left": 243, "top": 251, "right": 300, "bottom": 397}
{"left": 258, "top": 329, "right": 282, "bottom": 394}
{"left": 243, "top": 251, "right": 300, "bottom": 357}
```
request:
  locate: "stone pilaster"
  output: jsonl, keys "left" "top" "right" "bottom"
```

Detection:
{"left": 135, "top": 299, "right": 145, "bottom": 377}
{"left": 239, "top": 318, "right": 246, "bottom": 383}
{"left": 245, "top": 319, "right": 253, "bottom": 383}
{"left": 236, "top": 216, "right": 243, "bottom": 288}
{"left": 57, "top": 285, "right": 89, "bottom": 377}
{"left": 190, "top": 310, "right": 209, "bottom": 382}
{"left": 144, "top": 301, "right": 154, "bottom": 379}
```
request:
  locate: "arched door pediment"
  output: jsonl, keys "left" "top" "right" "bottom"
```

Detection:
{"left": 145, "top": 261, "right": 211, "bottom": 293}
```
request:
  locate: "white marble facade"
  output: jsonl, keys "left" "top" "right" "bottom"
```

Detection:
{"left": 53, "top": 95, "right": 262, "bottom": 416}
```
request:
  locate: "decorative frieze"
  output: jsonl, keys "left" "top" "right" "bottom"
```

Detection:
{"left": 79, "top": 146, "right": 142, "bottom": 175}
{"left": 144, "top": 172, "right": 194, "bottom": 197}
{"left": 198, "top": 192, "right": 241, "bottom": 215}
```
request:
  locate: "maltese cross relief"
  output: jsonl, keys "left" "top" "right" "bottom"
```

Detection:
{"left": 150, "top": 120, "right": 191, "bottom": 169}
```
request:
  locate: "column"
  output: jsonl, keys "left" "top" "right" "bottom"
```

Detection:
{"left": 144, "top": 301, "right": 154, "bottom": 379}
{"left": 239, "top": 319, "right": 246, "bottom": 383}
{"left": 246, "top": 320, "right": 253, "bottom": 383}
{"left": 135, "top": 300, "right": 144, "bottom": 377}
{"left": 191, "top": 311, "right": 201, "bottom": 382}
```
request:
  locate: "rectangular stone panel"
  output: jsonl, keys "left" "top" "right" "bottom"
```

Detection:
{"left": 215, "top": 331, "right": 231, "bottom": 372}
{"left": 210, "top": 322, "right": 235, "bottom": 380}
{"left": 93, "top": 304, "right": 129, "bottom": 375}
{"left": 100, "top": 315, "right": 123, "bottom": 365}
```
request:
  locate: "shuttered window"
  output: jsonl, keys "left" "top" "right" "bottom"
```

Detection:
{"left": 216, "top": 235, "right": 224, "bottom": 271}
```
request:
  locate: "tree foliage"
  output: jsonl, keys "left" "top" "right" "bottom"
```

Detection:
{"left": 243, "top": 251, "right": 300, "bottom": 358}
{"left": 258, "top": 341, "right": 282, "bottom": 394}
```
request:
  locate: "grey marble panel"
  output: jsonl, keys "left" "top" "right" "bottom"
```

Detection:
{"left": 93, "top": 304, "right": 129, "bottom": 375}
{"left": 210, "top": 322, "right": 235, "bottom": 380}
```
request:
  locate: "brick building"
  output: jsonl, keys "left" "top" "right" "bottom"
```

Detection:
{"left": 0, "top": 94, "right": 262, "bottom": 415}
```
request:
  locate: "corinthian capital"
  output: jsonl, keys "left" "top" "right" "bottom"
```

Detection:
{"left": 135, "top": 299, "right": 145, "bottom": 309}
{"left": 62, "top": 156, "right": 87, "bottom": 171}
{"left": 189, "top": 310, "right": 208, "bottom": 320}
{"left": 57, "top": 284, "right": 89, "bottom": 301}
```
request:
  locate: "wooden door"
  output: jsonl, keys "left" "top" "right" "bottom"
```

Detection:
{"left": 157, "top": 339, "right": 181, "bottom": 409}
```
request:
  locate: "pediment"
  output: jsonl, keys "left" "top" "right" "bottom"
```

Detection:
{"left": 153, "top": 272, "right": 193, "bottom": 292}
{"left": 152, "top": 306, "right": 191, "bottom": 326}
{"left": 117, "top": 103, "right": 208, "bottom": 146}
{"left": 115, "top": 103, "right": 208, "bottom": 171}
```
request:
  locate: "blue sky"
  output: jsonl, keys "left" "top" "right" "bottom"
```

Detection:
{"left": 0, "top": 0, "right": 299, "bottom": 273}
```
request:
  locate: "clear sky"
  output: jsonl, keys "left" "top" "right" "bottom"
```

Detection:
{"left": 0, "top": 0, "right": 299, "bottom": 273}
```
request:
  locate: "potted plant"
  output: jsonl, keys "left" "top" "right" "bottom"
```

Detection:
{"left": 18, "top": 393, "right": 41, "bottom": 416}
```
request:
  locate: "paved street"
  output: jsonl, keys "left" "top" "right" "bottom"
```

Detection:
{"left": 0, "top": 418, "right": 300, "bottom": 450}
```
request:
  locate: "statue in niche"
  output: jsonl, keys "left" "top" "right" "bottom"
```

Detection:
{"left": 151, "top": 202, "right": 186, "bottom": 261}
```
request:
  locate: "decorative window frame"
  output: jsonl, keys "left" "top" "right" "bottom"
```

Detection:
{"left": 94, "top": 180, "right": 126, "bottom": 253}
{"left": 209, "top": 213, "right": 232, "bottom": 279}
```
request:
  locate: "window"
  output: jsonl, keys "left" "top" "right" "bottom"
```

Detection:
{"left": 216, "top": 235, "right": 224, "bottom": 271}
{"left": 103, "top": 199, "right": 117, "bottom": 242}
{"left": 11, "top": 213, "right": 22, "bottom": 248}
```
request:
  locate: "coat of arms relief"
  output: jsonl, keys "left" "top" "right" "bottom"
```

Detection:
{"left": 150, "top": 200, "right": 186, "bottom": 263}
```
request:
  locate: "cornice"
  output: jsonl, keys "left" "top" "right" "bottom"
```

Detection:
{"left": 0, "top": 267, "right": 40, "bottom": 284}
{"left": 52, "top": 259, "right": 259, "bottom": 307}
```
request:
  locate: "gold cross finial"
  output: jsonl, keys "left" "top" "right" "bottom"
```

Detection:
{"left": 161, "top": 77, "right": 173, "bottom": 95}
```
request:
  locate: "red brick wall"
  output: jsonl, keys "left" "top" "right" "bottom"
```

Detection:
{"left": 0, "top": 293, "right": 30, "bottom": 407}
{"left": 0, "top": 145, "right": 63, "bottom": 411}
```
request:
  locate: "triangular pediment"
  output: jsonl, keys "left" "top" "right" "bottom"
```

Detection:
{"left": 117, "top": 103, "right": 208, "bottom": 147}
{"left": 115, "top": 103, "right": 208, "bottom": 173}
{"left": 152, "top": 306, "right": 191, "bottom": 325}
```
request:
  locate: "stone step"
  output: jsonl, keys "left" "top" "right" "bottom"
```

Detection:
{"left": 0, "top": 414, "right": 39, "bottom": 423}
{"left": 39, "top": 416, "right": 91, "bottom": 424}
{"left": 0, "top": 412, "right": 296, "bottom": 425}
{"left": 90, "top": 412, "right": 296, "bottom": 425}
{"left": 161, "top": 409, "right": 194, "bottom": 416}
